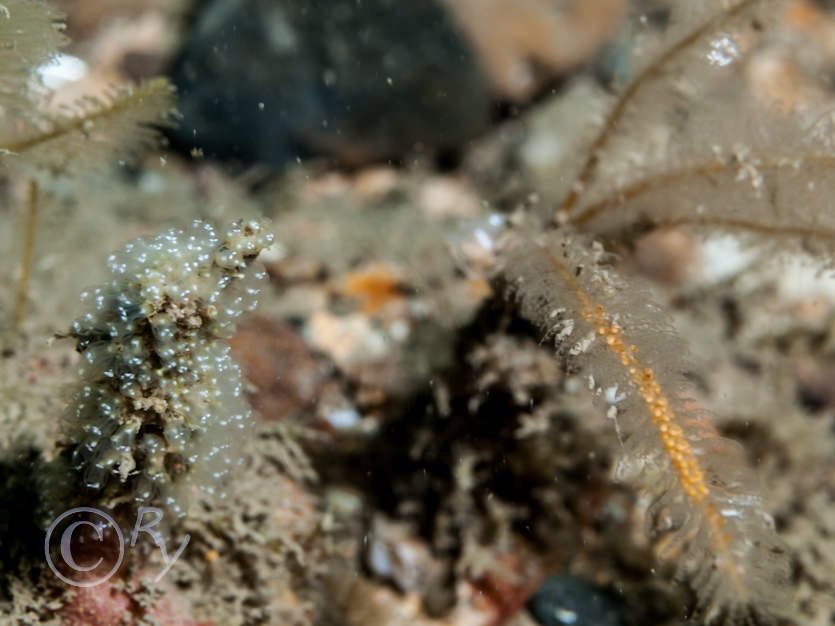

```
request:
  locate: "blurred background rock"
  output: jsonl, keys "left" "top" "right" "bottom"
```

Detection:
{"left": 56, "top": 0, "right": 626, "bottom": 168}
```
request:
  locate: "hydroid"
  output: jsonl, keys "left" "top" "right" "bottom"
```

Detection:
{"left": 553, "top": 0, "right": 835, "bottom": 261}
{"left": 500, "top": 229, "right": 791, "bottom": 623}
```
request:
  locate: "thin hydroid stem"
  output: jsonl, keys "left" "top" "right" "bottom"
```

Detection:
{"left": 14, "top": 179, "right": 37, "bottom": 330}
{"left": 571, "top": 155, "right": 835, "bottom": 234}
{"left": 571, "top": 161, "right": 726, "bottom": 226}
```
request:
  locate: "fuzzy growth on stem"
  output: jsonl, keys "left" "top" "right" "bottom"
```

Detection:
{"left": 500, "top": 229, "right": 791, "bottom": 624}
{"left": 62, "top": 219, "right": 273, "bottom": 517}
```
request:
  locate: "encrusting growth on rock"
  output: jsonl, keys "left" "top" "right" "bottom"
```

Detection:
{"left": 61, "top": 219, "right": 273, "bottom": 517}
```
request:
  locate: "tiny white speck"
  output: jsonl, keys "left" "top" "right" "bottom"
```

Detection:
{"left": 324, "top": 408, "right": 361, "bottom": 430}
{"left": 36, "top": 53, "right": 86, "bottom": 89}
{"left": 706, "top": 35, "right": 740, "bottom": 67}
{"left": 474, "top": 228, "right": 493, "bottom": 250}
{"left": 569, "top": 331, "right": 595, "bottom": 356}
{"left": 605, "top": 384, "right": 626, "bottom": 404}
{"left": 556, "top": 318, "right": 574, "bottom": 340}
{"left": 553, "top": 607, "right": 578, "bottom": 624}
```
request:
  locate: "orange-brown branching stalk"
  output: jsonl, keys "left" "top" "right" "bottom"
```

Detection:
{"left": 500, "top": 230, "right": 790, "bottom": 624}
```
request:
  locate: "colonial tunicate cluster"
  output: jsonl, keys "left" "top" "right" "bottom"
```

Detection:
{"left": 65, "top": 219, "right": 273, "bottom": 516}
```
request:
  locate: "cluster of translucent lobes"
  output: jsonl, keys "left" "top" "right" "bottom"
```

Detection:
{"left": 67, "top": 219, "right": 273, "bottom": 516}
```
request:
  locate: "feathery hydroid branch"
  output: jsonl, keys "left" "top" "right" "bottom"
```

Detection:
{"left": 558, "top": 0, "right": 761, "bottom": 216}
{"left": 553, "top": 0, "right": 835, "bottom": 263}
{"left": 0, "top": 1, "right": 176, "bottom": 176}
{"left": 0, "top": 78, "right": 177, "bottom": 174}
{"left": 500, "top": 230, "right": 790, "bottom": 623}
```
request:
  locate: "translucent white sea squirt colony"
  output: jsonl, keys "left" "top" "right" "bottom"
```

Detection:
{"left": 65, "top": 219, "right": 274, "bottom": 517}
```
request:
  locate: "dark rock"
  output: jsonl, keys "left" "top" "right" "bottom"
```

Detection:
{"left": 528, "top": 575, "right": 627, "bottom": 626}
{"left": 169, "top": 0, "right": 492, "bottom": 166}
{"left": 0, "top": 450, "right": 46, "bottom": 581}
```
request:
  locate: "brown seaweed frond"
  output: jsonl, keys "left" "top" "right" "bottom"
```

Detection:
{"left": 499, "top": 229, "right": 791, "bottom": 623}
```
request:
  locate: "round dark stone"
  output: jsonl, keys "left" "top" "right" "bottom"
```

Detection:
{"left": 528, "top": 575, "right": 627, "bottom": 626}
{"left": 168, "top": 0, "right": 492, "bottom": 167}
